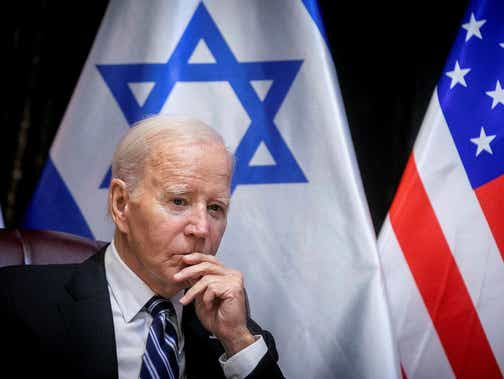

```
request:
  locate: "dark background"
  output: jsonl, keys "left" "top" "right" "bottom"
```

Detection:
{"left": 1, "top": 0, "right": 470, "bottom": 234}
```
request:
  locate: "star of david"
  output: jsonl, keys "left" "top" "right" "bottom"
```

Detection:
{"left": 97, "top": 2, "right": 307, "bottom": 193}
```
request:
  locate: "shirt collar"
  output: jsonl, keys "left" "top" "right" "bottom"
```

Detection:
{"left": 104, "top": 240, "right": 184, "bottom": 326}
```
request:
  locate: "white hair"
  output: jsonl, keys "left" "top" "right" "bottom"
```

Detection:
{"left": 111, "top": 114, "right": 232, "bottom": 195}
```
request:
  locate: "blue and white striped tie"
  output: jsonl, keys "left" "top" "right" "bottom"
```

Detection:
{"left": 140, "top": 296, "right": 179, "bottom": 379}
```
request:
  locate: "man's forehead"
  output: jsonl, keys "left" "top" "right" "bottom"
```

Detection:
{"left": 149, "top": 140, "right": 230, "bottom": 166}
{"left": 145, "top": 141, "right": 232, "bottom": 195}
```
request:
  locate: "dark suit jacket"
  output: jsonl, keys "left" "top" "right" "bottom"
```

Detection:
{"left": 0, "top": 248, "right": 284, "bottom": 379}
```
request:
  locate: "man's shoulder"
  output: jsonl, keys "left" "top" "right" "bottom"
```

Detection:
{"left": 0, "top": 254, "right": 109, "bottom": 324}
{"left": 0, "top": 261, "right": 80, "bottom": 278}
{"left": 0, "top": 263, "right": 81, "bottom": 297}
{"left": 0, "top": 247, "right": 106, "bottom": 285}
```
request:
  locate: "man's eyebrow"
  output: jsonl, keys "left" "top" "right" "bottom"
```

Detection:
{"left": 162, "top": 185, "right": 230, "bottom": 206}
{"left": 163, "top": 184, "right": 191, "bottom": 195}
{"left": 215, "top": 196, "right": 231, "bottom": 207}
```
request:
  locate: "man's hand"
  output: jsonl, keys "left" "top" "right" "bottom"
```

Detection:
{"left": 174, "top": 253, "right": 255, "bottom": 356}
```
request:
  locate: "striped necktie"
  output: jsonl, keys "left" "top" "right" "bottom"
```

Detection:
{"left": 140, "top": 296, "right": 179, "bottom": 379}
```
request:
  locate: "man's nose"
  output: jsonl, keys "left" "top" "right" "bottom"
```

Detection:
{"left": 185, "top": 204, "right": 210, "bottom": 238}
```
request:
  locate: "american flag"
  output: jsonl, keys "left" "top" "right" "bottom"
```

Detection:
{"left": 378, "top": 0, "right": 504, "bottom": 377}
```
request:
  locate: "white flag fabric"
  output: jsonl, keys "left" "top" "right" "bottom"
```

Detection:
{"left": 378, "top": 0, "right": 504, "bottom": 377}
{"left": 24, "top": 1, "right": 399, "bottom": 377}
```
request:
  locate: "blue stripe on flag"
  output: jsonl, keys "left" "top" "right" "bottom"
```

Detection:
{"left": 23, "top": 158, "right": 94, "bottom": 239}
{"left": 301, "top": 0, "right": 329, "bottom": 46}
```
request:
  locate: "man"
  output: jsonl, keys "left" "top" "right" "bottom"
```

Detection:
{"left": 0, "top": 115, "right": 284, "bottom": 379}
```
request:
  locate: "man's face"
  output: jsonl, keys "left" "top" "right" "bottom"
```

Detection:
{"left": 120, "top": 140, "right": 232, "bottom": 297}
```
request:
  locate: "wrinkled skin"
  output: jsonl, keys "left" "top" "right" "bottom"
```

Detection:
{"left": 110, "top": 139, "right": 254, "bottom": 355}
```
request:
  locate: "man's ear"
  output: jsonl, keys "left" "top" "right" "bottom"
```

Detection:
{"left": 109, "top": 178, "right": 130, "bottom": 234}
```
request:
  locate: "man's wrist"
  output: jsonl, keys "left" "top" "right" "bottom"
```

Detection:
{"left": 219, "top": 335, "right": 268, "bottom": 379}
{"left": 219, "top": 329, "right": 256, "bottom": 357}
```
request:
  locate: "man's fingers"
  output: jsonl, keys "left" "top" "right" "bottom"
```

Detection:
{"left": 182, "top": 252, "right": 219, "bottom": 265}
{"left": 176, "top": 253, "right": 244, "bottom": 308}
{"left": 179, "top": 275, "right": 219, "bottom": 305}
{"left": 174, "top": 261, "right": 227, "bottom": 282}
{"left": 201, "top": 286, "right": 217, "bottom": 309}
{"left": 179, "top": 270, "right": 243, "bottom": 306}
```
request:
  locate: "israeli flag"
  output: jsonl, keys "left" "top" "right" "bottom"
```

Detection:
{"left": 24, "top": 1, "right": 399, "bottom": 377}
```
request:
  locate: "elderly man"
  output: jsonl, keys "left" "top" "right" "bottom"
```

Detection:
{"left": 0, "top": 115, "right": 284, "bottom": 379}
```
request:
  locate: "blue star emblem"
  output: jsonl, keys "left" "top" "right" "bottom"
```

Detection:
{"left": 97, "top": 3, "right": 307, "bottom": 193}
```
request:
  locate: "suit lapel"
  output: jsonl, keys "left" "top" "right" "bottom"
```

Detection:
{"left": 59, "top": 247, "right": 118, "bottom": 379}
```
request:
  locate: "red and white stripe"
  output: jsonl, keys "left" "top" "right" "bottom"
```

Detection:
{"left": 378, "top": 90, "right": 504, "bottom": 379}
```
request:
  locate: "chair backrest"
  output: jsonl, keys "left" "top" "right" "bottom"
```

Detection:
{"left": 0, "top": 229, "right": 107, "bottom": 267}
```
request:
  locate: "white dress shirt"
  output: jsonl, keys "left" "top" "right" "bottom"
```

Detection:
{"left": 104, "top": 241, "right": 267, "bottom": 379}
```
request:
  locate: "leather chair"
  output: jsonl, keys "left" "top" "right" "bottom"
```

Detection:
{"left": 0, "top": 229, "right": 107, "bottom": 267}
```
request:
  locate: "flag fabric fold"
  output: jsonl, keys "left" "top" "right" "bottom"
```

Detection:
{"left": 378, "top": 0, "right": 504, "bottom": 377}
{"left": 24, "top": 1, "right": 399, "bottom": 377}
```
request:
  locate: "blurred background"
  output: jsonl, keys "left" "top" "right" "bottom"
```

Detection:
{"left": 1, "top": 0, "right": 469, "bottom": 233}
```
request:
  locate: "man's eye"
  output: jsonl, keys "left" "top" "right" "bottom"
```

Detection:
{"left": 208, "top": 204, "right": 223, "bottom": 213}
{"left": 172, "top": 198, "right": 186, "bottom": 206}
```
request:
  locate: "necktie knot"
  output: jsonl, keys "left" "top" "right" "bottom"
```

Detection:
{"left": 144, "top": 295, "right": 175, "bottom": 318}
